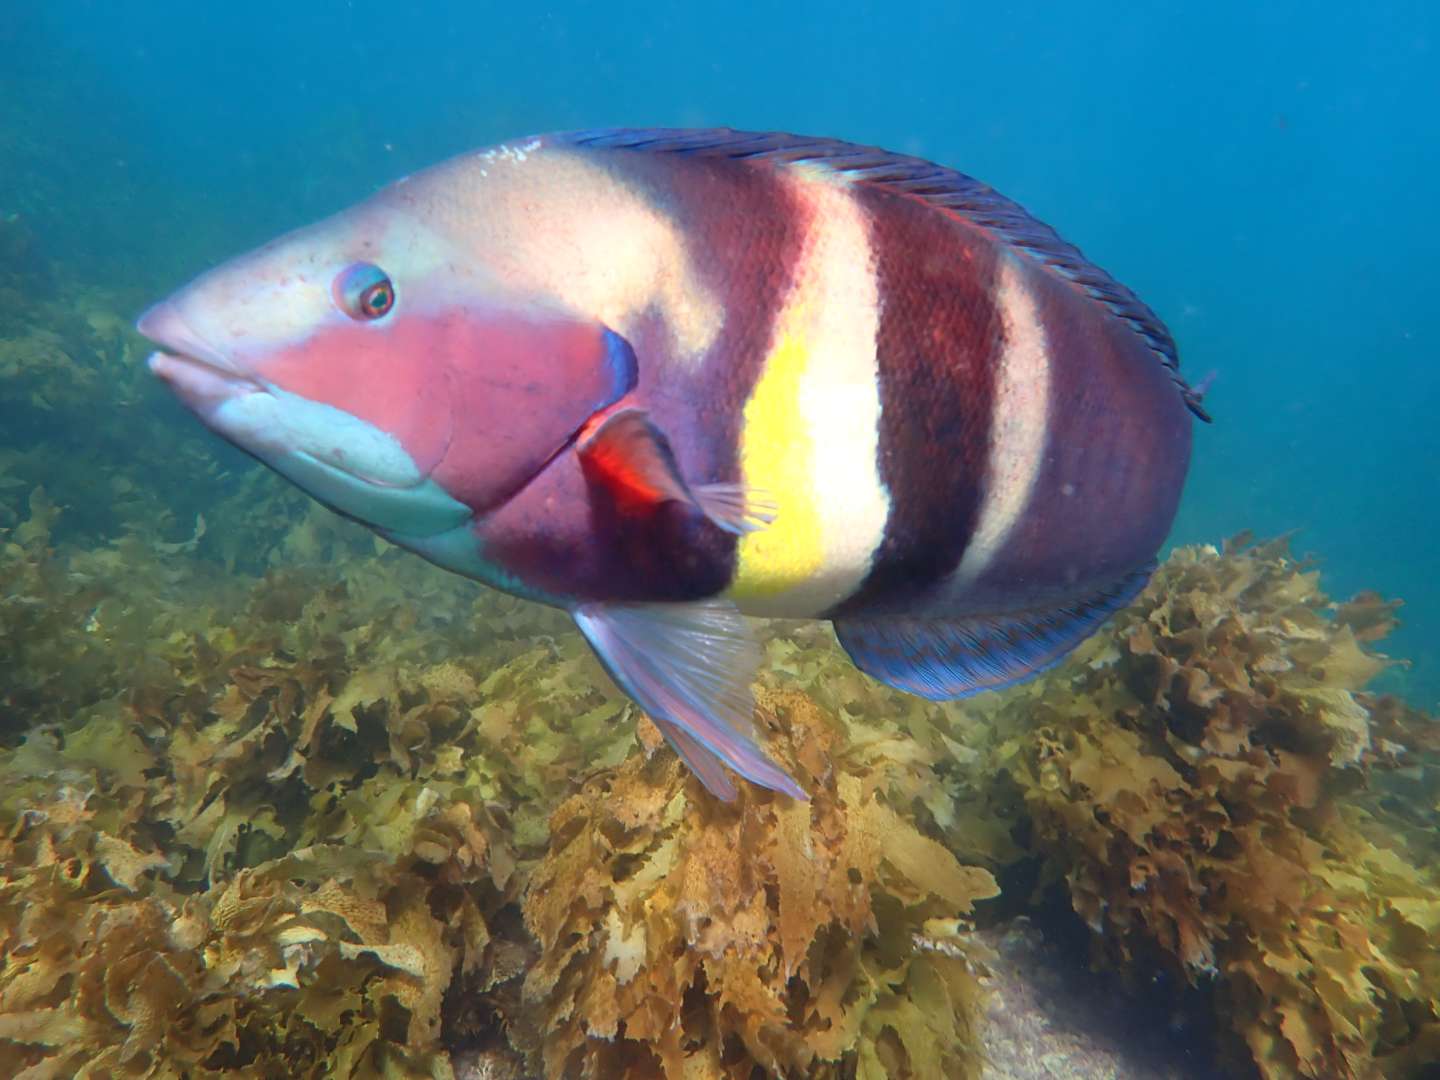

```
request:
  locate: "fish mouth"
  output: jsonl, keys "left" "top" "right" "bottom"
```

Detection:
{"left": 138, "top": 300, "right": 268, "bottom": 408}
{"left": 137, "top": 301, "right": 244, "bottom": 376}
{"left": 137, "top": 301, "right": 430, "bottom": 494}
{"left": 147, "top": 349, "right": 267, "bottom": 407}
{"left": 146, "top": 348, "right": 431, "bottom": 497}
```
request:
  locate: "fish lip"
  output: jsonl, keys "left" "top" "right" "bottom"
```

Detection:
{"left": 136, "top": 300, "right": 241, "bottom": 376}
{"left": 137, "top": 299, "right": 268, "bottom": 397}
{"left": 137, "top": 301, "right": 433, "bottom": 496}
{"left": 146, "top": 348, "right": 267, "bottom": 395}
{"left": 146, "top": 351, "right": 418, "bottom": 493}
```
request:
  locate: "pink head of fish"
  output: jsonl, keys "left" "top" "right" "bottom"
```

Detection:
{"left": 137, "top": 181, "right": 636, "bottom": 546}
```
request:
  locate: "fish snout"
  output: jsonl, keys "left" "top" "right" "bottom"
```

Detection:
{"left": 138, "top": 298, "right": 264, "bottom": 420}
{"left": 136, "top": 299, "right": 239, "bottom": 374}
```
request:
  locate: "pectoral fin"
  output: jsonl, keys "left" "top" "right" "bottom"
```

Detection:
{"left": 573, "top": 600, "right": 806, "bottom": 801}
{"left": 833, "top": 566, "right": 1153, "bottom": 699}
{"left": 691, "top": 483, "right": 778, "bottom": 534}
{"left": 578, "top": 408, "right": 775, "bottom": 534}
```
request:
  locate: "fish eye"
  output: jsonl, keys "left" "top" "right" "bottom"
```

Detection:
{"left": 334, "top": 262, "right": 395, "bottom": 321}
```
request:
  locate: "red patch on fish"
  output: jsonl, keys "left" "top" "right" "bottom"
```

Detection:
{"left": 577, "top": 408, "right": 690, "bottom": 516}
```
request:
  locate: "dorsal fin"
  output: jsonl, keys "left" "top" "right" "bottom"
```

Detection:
{"left": 555, "top": 127, "right": 1210, "bottom": 422}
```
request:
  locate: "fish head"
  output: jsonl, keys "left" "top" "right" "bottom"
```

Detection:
{"left": 137, "top": 188, "right": 636, "bottom": 542}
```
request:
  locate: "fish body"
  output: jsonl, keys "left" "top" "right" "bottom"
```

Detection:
{"left": 138, "top": 129, "right": 1200, "bottom": 801}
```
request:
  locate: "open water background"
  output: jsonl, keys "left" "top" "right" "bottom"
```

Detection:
{"left": 3, "top": 0, "right": 1437, "bottom": 703}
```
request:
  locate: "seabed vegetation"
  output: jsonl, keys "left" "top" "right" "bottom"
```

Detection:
{"left": 3, "top": 213, "right": 1440, "bottom": 1079}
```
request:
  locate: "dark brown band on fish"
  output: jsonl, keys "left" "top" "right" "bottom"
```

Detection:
{"left": 579, "top": 149, "right": 811, "bottom": 599}
{"left": 833, "top": 186, "right": 1003, "bottom": 615}
{"left": 953, "top": 262, "right": 1192, "bottom": 610}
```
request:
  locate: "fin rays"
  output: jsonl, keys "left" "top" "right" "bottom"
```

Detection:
{"left": 573, "top": 601, "right": 806, "bottom": 802}
{"left": 833, "top": 566, "right": 1154, "bottom": 700}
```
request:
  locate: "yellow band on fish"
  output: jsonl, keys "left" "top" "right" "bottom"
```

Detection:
{"left": 730, "top": 323, "right": 825, "bottom": 600}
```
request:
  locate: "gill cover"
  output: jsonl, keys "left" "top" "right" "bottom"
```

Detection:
{"left": 243, "top": 294, "right": 640, "bottom": 519}
{"left": 426, "top": 309, "right": 640, "bottom": 515}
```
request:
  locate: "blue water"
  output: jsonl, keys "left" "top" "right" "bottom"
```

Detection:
{"left": 5, "top": 0, "right": 1437, "bottom": 699}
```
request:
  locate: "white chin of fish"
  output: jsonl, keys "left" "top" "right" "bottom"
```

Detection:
{"left": 149, "top": 351, "right": 472, "bottom": 537}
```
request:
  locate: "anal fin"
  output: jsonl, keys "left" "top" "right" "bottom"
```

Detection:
{"left": 573, "top": 600, "right": 805, "bottom": 801}
{"left": 833, "top": 565, "right": 1153, "bottom": 700}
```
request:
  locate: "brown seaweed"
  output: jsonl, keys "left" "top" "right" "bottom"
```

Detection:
{"left": 972, "top": 537, "right": 1440, "bottom": 1078}
{"left": 0, "top": 482, "right": 997, "bottom": 1077}
{"left": 521, "top": 688, "right": 996, "bottom": 1079}
{"left": 0, "top": 490, "right": 571, "bottom": 1076}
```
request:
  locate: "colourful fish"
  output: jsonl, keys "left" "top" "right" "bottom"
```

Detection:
{"left": 137, "top": 129, "right": 1204, "bottom": 802}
